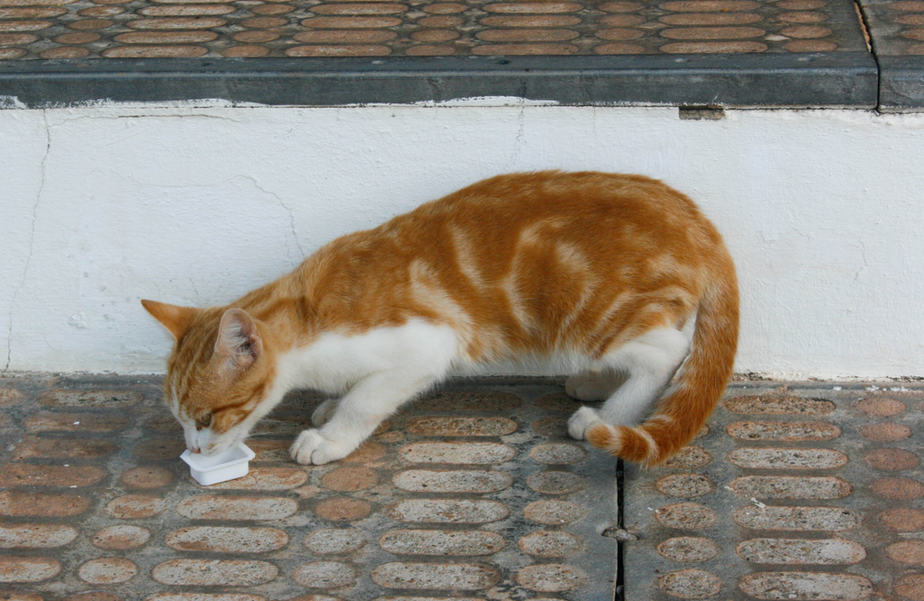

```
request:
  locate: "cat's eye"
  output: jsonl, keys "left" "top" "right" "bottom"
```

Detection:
{"left": 195, "top": 413, "right": 212, "bottom": 430}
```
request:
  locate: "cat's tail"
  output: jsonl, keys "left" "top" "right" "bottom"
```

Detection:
{"left": 586, "top": 256, "right": 739, "bottom": 466}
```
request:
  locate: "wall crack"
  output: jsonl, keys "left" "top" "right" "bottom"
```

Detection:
{"left": 5, "top": 110, "right": 51, "bottom": 372}
{"left": 236, "top": 175, "right": 306, "bottom": 259}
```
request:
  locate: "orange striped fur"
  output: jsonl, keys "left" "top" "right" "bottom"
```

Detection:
{"left": 143, "top": 171, "right": 738, "bottom": 465}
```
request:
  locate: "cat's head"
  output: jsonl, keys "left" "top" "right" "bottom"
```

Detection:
{"left": 141, "top": 300, "right": 277, "bottom": 456}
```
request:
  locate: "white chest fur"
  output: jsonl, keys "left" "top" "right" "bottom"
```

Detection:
{"left": 275, "top": 318, "right": 461, "bottom": 395}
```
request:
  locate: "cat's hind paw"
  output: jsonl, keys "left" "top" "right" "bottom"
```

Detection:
{"left": 290, "top": 429, "right": 349, "bottom": 465}
{"left": 565, "top": 372, "right": 615, "bottom": 402}
{"left": 311, "top": 398, "right": 338, "bottom": 427}
{"left": 567, "top": 406, "right": 602, "bottom": 440}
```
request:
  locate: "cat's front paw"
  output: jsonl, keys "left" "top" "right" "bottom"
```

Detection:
{"left": 290, "top": 429, "right": 349, "bottom": 465}
{"left": 567, "top": 406, "right": 602, "bottom": 440}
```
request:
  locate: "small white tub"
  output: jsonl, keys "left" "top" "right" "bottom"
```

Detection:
{"left": 180, "top": 442, "right": 255, "bottom": 486}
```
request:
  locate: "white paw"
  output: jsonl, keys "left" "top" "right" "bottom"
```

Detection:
{"left": 311, "top": 398, "right": 338, "bottom": 427}
{"left": 567, "top": 406, "right": 602, "bottom": 440}
{"left": 564, "top": 373, "right": 612, "bottom": 402}
{"left": 289, "top": 429, "right": 349, "bottom": 465}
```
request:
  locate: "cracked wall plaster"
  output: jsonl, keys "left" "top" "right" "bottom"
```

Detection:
{"left": 0, "top": 105, "right": 922, "bottom": 377}
{"left": 1, "top": 110, "right": 50, "bottom": 371}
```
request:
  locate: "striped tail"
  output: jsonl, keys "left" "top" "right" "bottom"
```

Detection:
{"left": 586, "top": 258, "right": 739, "bottom": 466}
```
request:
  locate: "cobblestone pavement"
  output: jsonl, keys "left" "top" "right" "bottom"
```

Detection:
{"left": 1, "top": 0, "right": 922, "bottom": 108}
{"left": 861, "top": 0, "right": 924, "bottom": 57}
{"left": 0, "top": 0, "right": 872, "bottom": 60}
{"left": 624, "top": 381, "right": 923, "bottom": 601}
{"left": 0, "top": 374, "right": 619, "bottom": 601}
{"left": 0, "top": 374, "right": 921, "bottom": 601}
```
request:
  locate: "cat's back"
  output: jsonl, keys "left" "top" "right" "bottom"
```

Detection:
{"left": 297, "top": 171, "right": 731, "bottom": 354}
{"left": 395, "top": 170, "right": 721, "bottom": 256}
{"left": 410, "top": 171, "right": 709, "bottom": 231}
{"left": 313, "top": 170, "right": 723, "bottom": 279}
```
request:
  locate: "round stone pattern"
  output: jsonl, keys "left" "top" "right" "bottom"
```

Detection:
{"left": 388, "top": 498, "right": 508, "bottom": 524}
{"left": 0, "top": 557, "right": 61, "bottom": 583}
{"left": 870, "top": 477, "right": 924, "bottom": 500}
{"left": 895, "top": 573, "right": 924, "bottom": 601}
{"left": 304, "top": 528, "right": 366, "bottom": 554}
{"left": 91, "top": 525, "right": 150, "bottom": 550}
{"left": 655, "top": 503, "right": 717, "bottom": 529}
{"left": 400, "top": 441, "right": 515, "bottom": 464}
{"left": 656, "top": 474, "right": 715, "bottom": 498}
{"left": 529, "top": 442, "right": 586, "bottom": 464}
{"left": 152, "top": 559, "right": 278, "bottom": 586}
{"left": 78, "top": 558, "right": 137, "bottom": 584}
{"left": 658, "top": 568, "right": 721, "bottom": 599}
{"left": 739, "top": 571, "right": 872, "bottom": 600}
{"left": 864, "top": 448, "right": 919, "bottom": 471}
{"left": 879, "top": 507, "right": 924, "bottom": 531}
{"left": 886, "top": 540, "right": 924, "bottom": 565}
{"left": 380, "top": 529, "right": 505, "bottom": 556}
{"left": 314, "top": 497, "right": 372, "bottom": 521}
{"left": 526, "top": 470, "right": 585, "bottom": 494}
{"left": 854, "top": 397, "right": 906, "bottom": 416}
{"left": 518, "top": 530, "right": 583, "bottom": 557}
{"left": 516, "top": 563, "right": 586, "bottom": 592}
{"left": 737, "top": 537, "right": 866, "bottom": 564}
{"left": 394, "top": 469, "right": 512, "bottom": 494}
{"left": 372, "top": 562, "right": 499, "bottom": 590}
{"left": 292, "top": 561, "right": 356, "bottom": 588}
{"left": 165, "top": 526, "right": 288, "bottom": 553}
{"left": 524, "top": 499, "right": 586, "bottom": 524}
{"left": 120, "top": 465, "right": 174, "bottom": 489}
{"left": 859, "top": 422, "right": 912, "bottom": 441}
{"left": 663, "top": 446, "right": 712, "bottom": 469}
{"left": 658, "top": 537, "right": 720, "bottom": 562}
{"left": 321, "top": 466, "right": 377, "bottom": 491}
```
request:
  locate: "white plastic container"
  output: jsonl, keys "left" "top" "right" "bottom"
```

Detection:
{"left": 180, "top": 442, "right": 255, "bottom": 486}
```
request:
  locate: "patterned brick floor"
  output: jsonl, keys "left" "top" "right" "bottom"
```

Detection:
{"left": 0, "top": 375, "right": 921, "bottom": 601}
{"left": 2, "top": 0, "right": 923, "bottom": 108}
{"left": 0, "top": 0, "right": 873, "bottom": 60}
{"left": 860, "top": 0, "right": 924, "bottom": 56}
{"left": 623, "top": 381, "right": 923, "bottom": 601}
{"left": 0, "top": 374, "right": 618, "bottom": 601}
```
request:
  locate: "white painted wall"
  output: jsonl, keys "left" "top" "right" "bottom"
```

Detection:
{"left": 1, "top": 101, "right": 922, "bottom": 378}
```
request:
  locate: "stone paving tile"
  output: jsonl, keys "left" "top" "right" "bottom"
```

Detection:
{"left": 859, "top": 0, "right": 924, "bottom": 55}
{"left": 856, "top": 0, "right": 924, "bottom": 108}
{"left": 0, "top": 374, "right": 618, "bottom": 600}
{"left": 0, "top": 0, "right": 869, "bottom": 59}
{"left": 623, "top": 381, "right": 923, "bottom": 601}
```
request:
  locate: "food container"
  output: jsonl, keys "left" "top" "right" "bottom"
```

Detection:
{"left": 180, "top": 442, "right": 255, "bottom": 485}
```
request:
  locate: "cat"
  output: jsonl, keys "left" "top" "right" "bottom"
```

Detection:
{"left": 142, "top": 171, "right": 738, "bottom": 466}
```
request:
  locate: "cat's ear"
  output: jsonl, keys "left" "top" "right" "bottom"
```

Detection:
{"left": 214, "top": 308, "right": 262, "bottom": 372}
{"left": 141, "top": 299, "right": 198, "bottom": 340}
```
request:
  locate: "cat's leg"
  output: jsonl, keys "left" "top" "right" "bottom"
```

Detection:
{"left": 568, "top": 327, "right": 690, "bottom": 440}
{"left": 289, "top": 319, "right": 458, "bottom": 465}
{"left": 565, "top": 370, "right": 627, "bottom": 402}
{"left": 291, "top": 367, "right": 440, "bottom": 465}
{"left": 311, "top": 398, "right": 339, "bottom": 427}
{"left": 568, "top": 371, "right": 665, "bottom": 437}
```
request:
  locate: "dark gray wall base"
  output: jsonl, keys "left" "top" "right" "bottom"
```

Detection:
{"left": 0, "top": 53, "right": 878, "bottom": 109}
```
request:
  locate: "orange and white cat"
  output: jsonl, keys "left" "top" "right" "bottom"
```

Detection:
{"left": 143, "top": 171, "right": 738, "bottom": 466}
